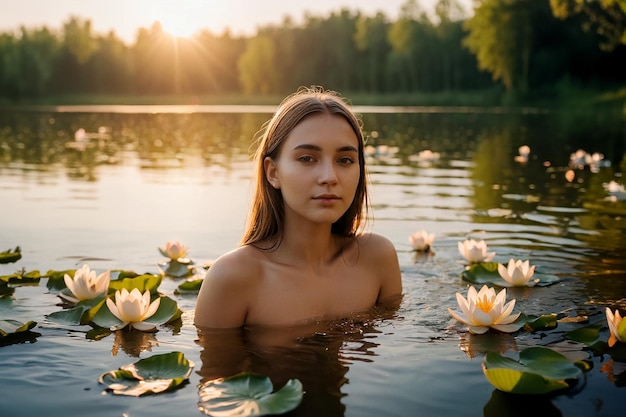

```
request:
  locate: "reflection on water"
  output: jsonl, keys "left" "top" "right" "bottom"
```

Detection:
{"left": 196, "top": 315, "right": 388, "bottom": 417}
{"left": 0, "top": 106, "right": 625, "bottom": 416}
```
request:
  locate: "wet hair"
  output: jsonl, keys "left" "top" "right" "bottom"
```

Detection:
{"left": 241, "top": 86, "right": 369, "bottom": 247}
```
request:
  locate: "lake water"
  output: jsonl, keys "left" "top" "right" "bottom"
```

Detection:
{"left": 0, "top": 105, "right": 624, "bottom": 417}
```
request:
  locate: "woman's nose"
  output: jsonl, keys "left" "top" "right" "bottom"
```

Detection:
{"left": 318, "top": 160, "right": 338, "bottom": 184}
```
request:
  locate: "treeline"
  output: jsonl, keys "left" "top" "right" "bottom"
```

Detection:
{"left": 0, "top": 0, "right": 624, "bottom": 103}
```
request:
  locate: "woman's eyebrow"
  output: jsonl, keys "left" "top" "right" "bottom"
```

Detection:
{"left": 293, "top": 144, "right": 358, "bottom": 152}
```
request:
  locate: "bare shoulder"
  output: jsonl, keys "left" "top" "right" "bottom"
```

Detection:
{"left": 194, "top": 245, "right": 263, "bottom": 328}
{"left": 206, "top": 245, "right": 263, "bottom": 282}
{"left": 356, "top": 232, "right": 399, "bottom": 261}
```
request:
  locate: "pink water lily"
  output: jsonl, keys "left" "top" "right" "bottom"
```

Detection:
{"left": 61, "top": 264, "right": 110, "bottom": 304}
{"left": 409, "top": 230, "right": 435, "bottom": 252}
{"left": 606, "top": 308, "right": 626, "bottom": 347}
{"left": 106, "top": 288, "right": 161, "bottom": 331}
{"left": 497, "top": 259, "right": 538, "bottom": 287}
{"left": 159, "top": 240, "right": 188, "bottom": 261}
{"left": 448, "top": 285, "right": 522, "bottom": 334}
{"left": 458, "top": 239, "right": 496, "bottom": 264}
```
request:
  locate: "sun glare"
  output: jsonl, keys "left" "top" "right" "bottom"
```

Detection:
{"left": 146, "top": 1, "right": 207, "bottom": 38}
{"left": 157, "top": 16, "right": 196, "bottom": 38}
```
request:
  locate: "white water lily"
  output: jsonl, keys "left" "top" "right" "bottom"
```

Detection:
{"left": 448, "top": 285, "right": 522, "bottom": 334}
{"left": 409, "top": 230, "right": 435, "bottom": 252}
{"left": 106, "top": 288, "right": 161, "bottom": 331}
{"left": 61, "top": 264, "right": 110, "bottom": 304}
{"left": 458, "top": 239, "right": 496, "bottom": 264}
{"left": 606, "top": 308, "right": 626, "bottom": 347}
{"left": 159, "top": 240, "right": 188, "bottom": 261}
{"left": 497, "top": 259, "right": 538, "bottom": 287}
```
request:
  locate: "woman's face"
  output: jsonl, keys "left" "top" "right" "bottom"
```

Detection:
{"left": 264, "top": 112, "right": 361, "bottom": 227}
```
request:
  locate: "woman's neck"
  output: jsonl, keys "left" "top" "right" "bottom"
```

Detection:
{"left": 273, "top": 222, "right": 344, "bottom": 268}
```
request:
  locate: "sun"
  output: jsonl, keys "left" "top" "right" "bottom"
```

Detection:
{"left": 157, "top": 15, "right": 197, "bottom": 38}
{"left": 144, "top": 1, "right": 208, "bottom": 38}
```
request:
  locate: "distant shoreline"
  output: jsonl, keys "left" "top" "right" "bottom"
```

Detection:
{"left": 0, "top": 87, "right": 624, "bottom": 110}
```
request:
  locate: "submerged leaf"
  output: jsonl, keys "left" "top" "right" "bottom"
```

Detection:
{"left": 98, "top": 351, "right": 194, "bottom": 396}
{"left": 462, "top": 262, "right": 559, "bottom": 287}
{"left": 198, "top": 372, "right": 303, "bottom": 417}
{"left": 482, "top": 346, "right": 586, "bottom": 395}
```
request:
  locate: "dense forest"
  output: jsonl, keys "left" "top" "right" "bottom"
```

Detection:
{"left": 0, "top": 0, "right": 624, "bottom": 104}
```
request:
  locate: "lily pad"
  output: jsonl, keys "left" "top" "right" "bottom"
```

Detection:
{"left": 44, "top": 269, "right": 76, "bottom": 292}
{"left": 524, "top": 313, "right": 558, "bottom": 332}
{"left": 482, "top": 346, "right": 587, "bottom": 395}
{"left": 566, "top": 324, "right": 602, "bottom": 346}
{"left": 0, "top": 269, "right": 41, "bottom": 286}
{"left": 198, "top": 372, "right": 303, "bottom": 417}
{"left": 91, "top": 294, "right": 181, "bottom": 330}
{"left": 0, "top": 247, "right": 21, "bottom": 264}
{"left": 46, "top": 297, "right": 106, "bottom": 326}
{"left": 99, "top": 351, "right": 194, "bottom": 396}
{"left": 175, "top": 277, "right": 203, "bottom": 294}
{"left": 108, "top": 274, "right": 163, "bottom": 294}
{"left": 0, "top": 319, "right": 40, "bottom": 346}
{"left": 462, "top": 262, "right": 560, "bottom": 287}
{"left": 158, "top": 260, "right": 194, "bottom": 278}
{"left": 0, "top": 319, "right": 37, "bottom": 337}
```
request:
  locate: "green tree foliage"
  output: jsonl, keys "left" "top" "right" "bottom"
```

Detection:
{"left": 463, "top": 0, "right": 537, "bottom": 94}
{"left": 354, "top": 12, "right": 392, "bottom": 92}
{"left": 550, "top": 0, "right": 626, "bottom": 50}
{"left": 0, "top": 1, "right": 623, "bottom": 102}
{"left": 238, "top": 35, "right": 278, "bottom": 94}
{"left": 15, "top": 26, "right": 60, "bottom": 98}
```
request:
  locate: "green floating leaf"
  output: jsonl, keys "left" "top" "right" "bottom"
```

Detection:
{"left": 46, "top": 297, "right": 106, "bottom": 326}
{"left": 108, "top": 274, "right": 162, "bottom": 294}
{"left": 0, "top": 247, "right": 21, "bottom": 264}
{"left": 462, "top": 262, "right": 560, "bottom": 287}
{"left": 566, "top": 324, "right": 603, "bottom": 346}
{"left": 159, "top": 260, "right": 194, "bottom": 278}
{"left": 99, "top": 351, "right": 194, "bottom": 396}
{"left": 175, "top": 277, "right": 203, "bottom": 294}
{"left": 0, "top": 319, "right": 37, "bottom": 337}
{"left": 524, "top": 313, "right": 558, "bottom": 332}
{"left": 198, "top": 372, "right": 303, "bottom": 417}
{"left": 0, "top": 319, "right": 40, "bottom": 346}
{"left": 44, "top": 269, "right": 75, "bottom": 292}
{"left": 0, "top": 269, "right": 41, "bottom": 286}
{"left": 91, "top": 295, "right": 181, "bottom": 330}
{"left": 482, "top": 346, "right": 586, "bottom": 395}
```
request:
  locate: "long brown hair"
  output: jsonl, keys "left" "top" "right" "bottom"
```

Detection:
{"left": 241, "top": 86, "right": 369, "bottom": 247}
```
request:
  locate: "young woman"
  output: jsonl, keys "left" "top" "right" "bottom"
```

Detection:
{"left": 194, "top": 86, "right": 402, "bottom": 328}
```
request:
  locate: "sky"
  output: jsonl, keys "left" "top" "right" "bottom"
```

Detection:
{"left": 0, "top": 0, "right": 471, "bottom": 43}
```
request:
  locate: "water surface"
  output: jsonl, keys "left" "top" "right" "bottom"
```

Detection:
{"left": 0, "top": 106, "right": 624, "bottom": 416}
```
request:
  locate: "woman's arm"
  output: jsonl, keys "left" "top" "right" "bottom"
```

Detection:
{"left": 366, "top": 233, "right": 403, "bottom": 307}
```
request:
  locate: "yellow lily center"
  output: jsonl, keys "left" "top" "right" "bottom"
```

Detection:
{"left": 475, "top": 295, "right": 494, "bottom": 313}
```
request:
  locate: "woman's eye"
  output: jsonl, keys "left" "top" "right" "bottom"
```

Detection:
{"left": 338, "top": 156, "right": 355, "bottom": 164}
{"left": 298, "top": 155, "right": 314, "bottom": 163}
